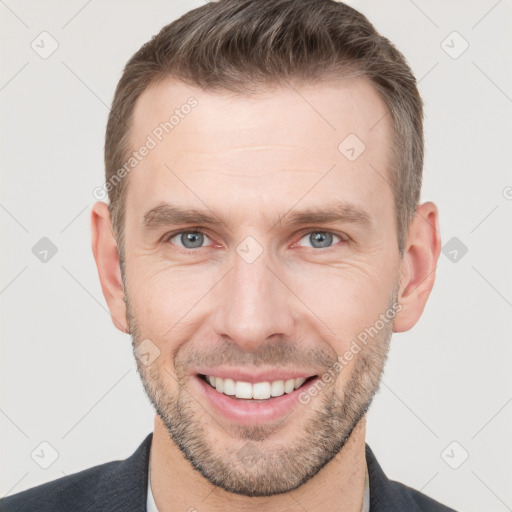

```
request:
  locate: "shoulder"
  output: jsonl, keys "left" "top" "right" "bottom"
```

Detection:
{"left": 0, "top": 461, "right": 121, "bottom": 512}
{"left": 0, "top": 433, "right": 152, "bottom": 512}
{"left": 365, "top": 444, "right": 458, "bottom": 512}
{"left": 384, "top": 478, "right": 458, "bottom": 511}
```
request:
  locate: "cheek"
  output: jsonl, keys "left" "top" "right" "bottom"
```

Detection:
{"left": 128, "top": 264, "right": 217, "bottom": 341}
{"left": 292, "top": 262, "right": 395, "bottom": 339}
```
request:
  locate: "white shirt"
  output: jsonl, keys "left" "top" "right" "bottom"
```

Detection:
{"left": 147, "top": 461, "right": 159, "bottom": 512}
{"left": 147, "top": 458, "right": 370, "bottom": 512}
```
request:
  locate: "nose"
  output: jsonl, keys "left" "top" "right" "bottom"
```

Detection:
{"left": 211, "top": 248, "right": 297, "bottom": 352}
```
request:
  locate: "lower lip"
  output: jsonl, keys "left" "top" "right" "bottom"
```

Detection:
{"left": 195, "top": 375, "right": 318, "bottom": 425}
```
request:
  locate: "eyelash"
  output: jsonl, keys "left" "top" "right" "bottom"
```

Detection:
{"left": 162, "top": 228, "right": 349, "bottom": 253}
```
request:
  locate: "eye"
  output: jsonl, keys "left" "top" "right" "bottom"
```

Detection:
{"left": 163, "top": 229, "right": 347, "bottom": 252}
{"left": 296, "top": 231, "right": 345, "bottom": 249}
{"left": 165, "top": 230, "right": 212, "bottom": 250}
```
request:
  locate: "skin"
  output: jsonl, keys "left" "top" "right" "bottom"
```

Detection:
{"left": 91, "top": 76, "right": 441, "bottom": 511}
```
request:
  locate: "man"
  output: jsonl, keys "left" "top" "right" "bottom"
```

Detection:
{"left": 1, "top": 0, "right": 456, "bottom": 510}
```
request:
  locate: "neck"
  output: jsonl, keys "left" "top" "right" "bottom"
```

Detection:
{"left": 150, "top": 415, "right": 368, "bottom": 512}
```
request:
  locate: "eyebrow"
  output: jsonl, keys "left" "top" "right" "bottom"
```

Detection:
{"left": 142, "top": 201, "right": 373, "bottom": 232}
{"left": 142, "top": 203, "right": 225, "bottom": 231}
{"left": 279, "top": 203, "right": 373, "bottom": 228}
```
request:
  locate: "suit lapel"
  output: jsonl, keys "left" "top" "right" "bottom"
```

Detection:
{"left": 94, "top": 433, "right": 153, "bottom": 511}
{"left": 365, "top": 444, "right": 421, "bottom": 512}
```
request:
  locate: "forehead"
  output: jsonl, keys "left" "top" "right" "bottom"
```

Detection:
{"left": 131, "top": 76, "right": 390, "bottom": 150}
{"left": 125, "top": 76, "right": 393, "bottom": 227}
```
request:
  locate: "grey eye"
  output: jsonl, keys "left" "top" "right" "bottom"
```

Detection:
{"left": 298, "top": 231, "right": 340, "bottom": 249}
{"left": 171, "top": 231, "right": 208, "bottom": 249}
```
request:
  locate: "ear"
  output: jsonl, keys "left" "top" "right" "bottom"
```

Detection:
{"left": 90, "top": 201, "right": 129, "bottom": 334}
{"left": 393, "top": 202, "right": 441, "bottom": 332}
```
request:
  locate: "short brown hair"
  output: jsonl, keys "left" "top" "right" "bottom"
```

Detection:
{"left": 105, "top": 0, "right": 423, "bottom": 261}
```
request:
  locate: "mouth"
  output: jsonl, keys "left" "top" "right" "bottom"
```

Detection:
{"left": 194, "top": 372, "right": 320, "bottom": 425}
{"left": 198, "top": 373, "right": 317, "bottom": 402}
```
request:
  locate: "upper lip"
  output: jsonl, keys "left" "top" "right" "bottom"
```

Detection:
{"left": 194, "top": 367, "right": 318, "bottom": 383}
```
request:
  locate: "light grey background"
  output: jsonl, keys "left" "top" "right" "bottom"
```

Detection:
{"left": 1, "top": 1, "right": 511, "bottom": 511}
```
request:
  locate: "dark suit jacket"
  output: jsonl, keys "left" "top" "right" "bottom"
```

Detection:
{"left": 0, "top": 433, "right": 457, "bottom": 511}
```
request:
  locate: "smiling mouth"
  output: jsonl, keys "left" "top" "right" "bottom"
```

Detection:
{"left": 198, "top": 374, "right": 317, "bottom": 402}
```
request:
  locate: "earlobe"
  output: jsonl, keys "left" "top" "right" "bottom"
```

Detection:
{"left": 90, "top": 201, "right": 129, "bottom": 334}
{"left": 393, "top": 202, "right": 441, "bottom": 333}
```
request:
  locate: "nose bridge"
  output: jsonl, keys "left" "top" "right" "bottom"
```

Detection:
{"left": 212, "top": 244, "right": 295, "bottom": 349}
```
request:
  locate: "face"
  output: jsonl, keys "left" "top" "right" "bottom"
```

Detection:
{"left": 122, "top": 77, "right": 402, "bottom": 496}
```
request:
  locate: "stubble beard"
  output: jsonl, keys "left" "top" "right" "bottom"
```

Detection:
{"left": 126, "top": 288, "right": 396, "bottom": 497}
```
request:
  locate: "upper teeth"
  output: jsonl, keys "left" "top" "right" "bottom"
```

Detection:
{"left": 206, "top": 376, "right": 307, "bottom": 399}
